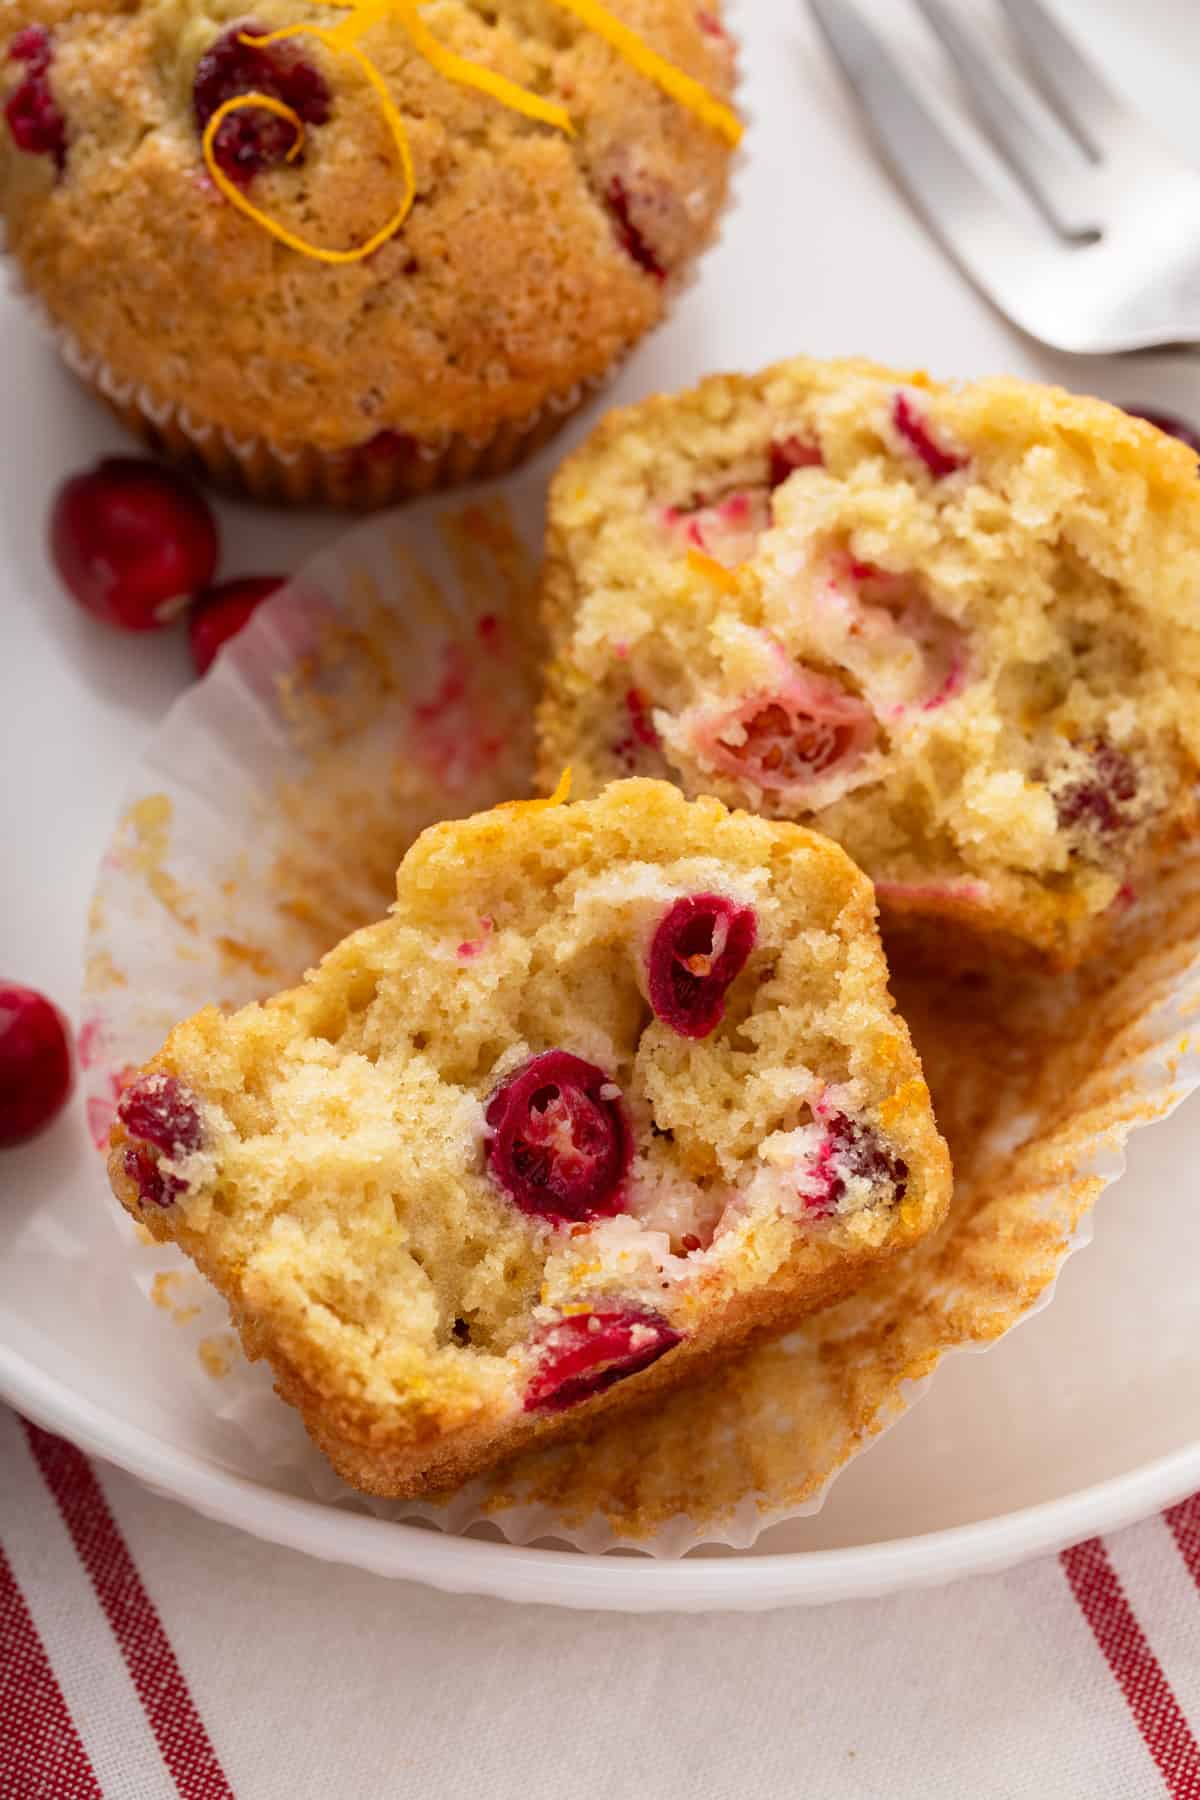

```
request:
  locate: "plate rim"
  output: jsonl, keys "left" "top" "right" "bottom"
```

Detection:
{"left": 4, "top": 1337, "right": 1198, "bottom": 1613}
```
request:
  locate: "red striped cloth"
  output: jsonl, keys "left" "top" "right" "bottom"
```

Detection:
{"left": 2, "top": 1405, "right": 1199, "bottom": 1799}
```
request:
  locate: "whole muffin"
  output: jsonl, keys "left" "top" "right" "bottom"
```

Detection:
{"left": 0, "top": 0, "right": 739, "bottom": 506}
{"left": 536, "top": 356, "right": 1200, "bottom": 966}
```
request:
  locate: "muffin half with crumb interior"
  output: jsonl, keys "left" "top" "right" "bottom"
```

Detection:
{"left": 537, "top": 357, "right": 1200, "bottom": 966}
{"left": 106, "top": 779, "right": 950, "bottom": 1499}
{"left": 0, "top": 0, "right": 739, "bottom": 506}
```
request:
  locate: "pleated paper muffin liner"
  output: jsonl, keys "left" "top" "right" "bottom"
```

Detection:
{"left": 2, "top": 29, "right": 746, "bottom": 514}
{"left": 74, "top": 484, "right": 1200, "bottom": 1554}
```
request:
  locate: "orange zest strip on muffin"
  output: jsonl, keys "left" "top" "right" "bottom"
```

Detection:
{"left": 390, "top": 0, "right": 574, "bottom": 135}
{"left": 204, "top": 2, "right": 739, "bottom": 261}
{"left": 686, "top": 547, "right": 742, "bottom": 592}
{"left": 547, "top": 0, "right": 743, "bottom": 144}
{"left": 201, "top": 31, "right": 416, "bottom": 265}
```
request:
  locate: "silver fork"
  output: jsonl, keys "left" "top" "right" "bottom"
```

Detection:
{"left": 807, "top": 0, "right": 1200, "bottom": 355}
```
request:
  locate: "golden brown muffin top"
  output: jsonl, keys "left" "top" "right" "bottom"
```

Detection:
{"left": 0, "top": 0, "right": 737, "bottom": 449}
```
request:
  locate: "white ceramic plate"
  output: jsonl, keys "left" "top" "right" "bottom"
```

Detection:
{"left": 3, "top": 0, "right": 1200, "bottom": 1611}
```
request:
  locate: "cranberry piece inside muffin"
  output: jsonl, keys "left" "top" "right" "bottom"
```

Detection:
{"left": 523, "top": 1309, "right": 682, "bottom": 1412}
{"left": 485, "top": 1050, "right": 631, "bottom": 1224}
{"left": 892, "top": 391, "right": 968, "bottom": 479}
{"left": 807, "top": 1113, "right": 908, "bottom": 1217}
{"left": 604, "top": 175, "right": 667, "bottom": 281}
{"left": 5, "top": 27, "right": 67, "bottom": 171}
{"left": 696, "top": 674, "right": 878, "bottom": 793}
{"left": 1054, "top": 739, "right": 1140, "bottom": 838}
{"left": 647, "top": 893, "right": 757, "bottom": 1039}
{"left": 193, "top": 22, "right": 331, "bottom": 187}
{"left": 847, "top": 560, "right": 969, "bottom": 712}
{"left": 768, "top": 435, "right": 824, "bottom": 488}
{"left": 118, "top": 1074, "right": 204, "bottom": 1208}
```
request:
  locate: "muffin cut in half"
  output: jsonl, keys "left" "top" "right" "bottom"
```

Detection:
{"left": 106, "top": 779, "right": 950, "bottom": 1498}
{"left": 537, "top": 357, "right": 1200, "bottom": 965}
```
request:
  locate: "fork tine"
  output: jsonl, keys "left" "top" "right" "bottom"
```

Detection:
{"left": 997, "top": 0, "right": 1127, "bottom": 156}
{"left": 806, "top": 0, "right": 1043, "bottom": 309}
{"left": 913, "top": 0, "right": 1099, "bottom": 239}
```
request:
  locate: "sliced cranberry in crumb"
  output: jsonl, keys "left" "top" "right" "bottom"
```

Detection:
{"left": 647, "top": 893, "right": 757, "bottom": 1039}
{"left": 696, "top": 9, "right": 730, "bottom": 42}
{"left": 117, "top": 1075, "right": 204, "bottom": 1208}
{"left": 1126, "top": 410, "right": 1200, "bottom": 457}
{"left": 698, "top": 673, "right": 878, "bottom": 793}
{"left": 807, "top": 1114, "right": 908, "bottom": 1217}
{"left": 524, "top": 1309, "right": 682, "bottom": 1412}
{"left": 1055, "top": 740, "right": 1139, "bottom": 836}
{"left": 0, "top": 984, "right": 73, "bottom": 1148}
{"left": 892, "top": 393, "right": 967, "bottom": 479}
{"left": 768, "top": 435, "right": 824, "bottom": 490}
{"left": 847, "top": 562, "right": 968, "bottom": 710}
{"left": 625, "top": 688, "right": 659, "bottom": 749}
{"left": 193, "top": 22, "right": 330, "bottom": 186}
{"left": 189, "top": 575, "right": 285, "bottom": 676}
{"left": 50, "top": 458, "right": 219, "bottom": 632}
{"left": 5, "top": 26, "right": 66, "bottom": 170}
{"left": 604, "top": 176, "right": 667, "bottom": 281}
{"left": 659, "top": 491, "right": 770, "bottom": 567}
{"left": 485, "top": 1051, "right": 631, "bottom": 1225}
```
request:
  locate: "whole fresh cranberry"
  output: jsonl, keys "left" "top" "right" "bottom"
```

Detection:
{"left": 647, "top": 893, "right": 757, "bottom": 1039}
{"left": 699, "top": 674, "right": 878, "bottom": 793}
{"left": 50, "top": 458, "right": 219, "bottom": 632}
{"left": 523, "top": 1309, "right": 682, "bottom": 1413}
{"left": 4, "top": 26, "right": 66, "bottom": 171}
{"left": 189, "top": 575, "right": 285, "bottom": 676}
{"left": 807, "top": 1113, "right": 908, "bottom": 1216}
{"left": 117, "top": 1074, "right": 204, "bottom": 1208}
{"left": 485, "top": 1050, "right": 631, "bottom": 1225}
{"left": 193, "top": 23, "right": 331, "bottom": 187}
{"left": 892, "top": 392, "right": 968, "bottom": 479}
{"left": 0, "top": 984, "right": 73, "bottom": 1148}
{"left": 1126, "top": 409, "right": 1200, "bottom": 457}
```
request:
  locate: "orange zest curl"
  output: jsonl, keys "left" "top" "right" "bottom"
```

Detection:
{"left": 203, "top": 3, "right": 740, "bottom": 263}
{"left": 200, "top": 28, "right": 415, "bottom": 265}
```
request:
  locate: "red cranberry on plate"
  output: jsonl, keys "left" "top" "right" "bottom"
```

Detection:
{"left": 0, "top": 984, "right": 73, "bottom": 1148}
{"left": 49, "top": 458, "right": 219, "bottom": 632}
{"left": 189, "top": 575, "right": 285, "bottom": 676}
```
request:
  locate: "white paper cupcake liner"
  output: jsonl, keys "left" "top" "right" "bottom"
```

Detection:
{"left": 73, "top": 481, "right": 1200, "bottom": 1556}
